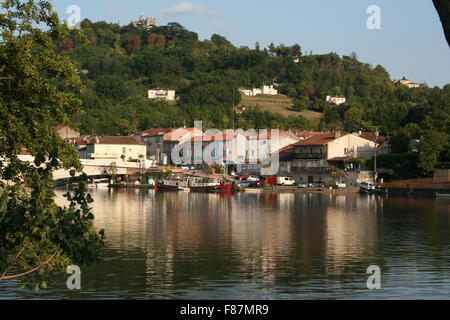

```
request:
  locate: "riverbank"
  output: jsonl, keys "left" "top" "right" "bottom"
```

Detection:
{"left": 107, "top": 183, "right": 360, "bottom": 194}
{"left": 244, "top": 186, "right": 360, "bottom": 194}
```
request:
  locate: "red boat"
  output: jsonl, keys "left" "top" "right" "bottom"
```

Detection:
{"left": 210, "top": 182, "right": 234, "bottom": 192}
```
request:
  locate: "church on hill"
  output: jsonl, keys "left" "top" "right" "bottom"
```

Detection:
{"left": 131, "top": 13, "right": 156, "bottom": 30}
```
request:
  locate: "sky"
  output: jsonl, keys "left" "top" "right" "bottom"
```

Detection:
{"left": 49, "top": 0, "right": 450, "bottom": 87}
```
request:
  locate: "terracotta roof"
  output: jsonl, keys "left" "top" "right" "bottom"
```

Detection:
{"left": 164, "top": 128, "right": 202, "bottom": 142}
{"left": 136, "top": 128, "right": 173, "bottom": 137}
{"left": 270, "top": 144, "right": 295, "bottom": 161}
{"left": 148, "top": 88, "right": 175, "bottom": 91}
{"left": 69, "top": 135, "right": 95, "bottom": 146}
{"left": 55, "top": 126, "right": 69, "bottom": 131}
{"left": 328, "top": 156, "right": 353, "bottom": 162}
{"left": 191, "top": 134, "right": 235, "bottom": 142}
{"left": 293, "top": 133, "right": 337, "bottom": 146}
{"left": 95, "top": 136, "right": 145, "bottom": 145}
{"left": 20, "top": 146, "right": 31, "bottom": 155}
{"left": 353, "top": 132, "right": 385, "bottom": 144}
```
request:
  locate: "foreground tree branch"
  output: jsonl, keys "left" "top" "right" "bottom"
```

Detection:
{"left": 0, "top": 247, "right": 59, "bottom": 281}
{"left": 0, "top": 0, "right": 105, "bottom": 289}
{"left": 433, "top": 0, "right": 450, "bottom": 47}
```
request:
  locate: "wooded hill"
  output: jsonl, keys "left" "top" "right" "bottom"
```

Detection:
{"left": 60, "top": 19, "right": 449, "bottom": 176}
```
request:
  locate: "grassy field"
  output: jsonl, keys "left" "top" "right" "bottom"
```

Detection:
{"left": 238, "top": 94, "right": 322, "bottom": 123}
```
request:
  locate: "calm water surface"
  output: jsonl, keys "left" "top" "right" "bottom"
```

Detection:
{"left": 1, "top": 189, "right": 449, "bottom": 299}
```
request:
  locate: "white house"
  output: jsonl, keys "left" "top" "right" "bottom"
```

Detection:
{"left": 326, "top": 96, "right": 346, "bottom": 105}
{"left": 85, "top": 136, "right": 147, "bottom": 162}
{"left": 261, "top": 85, "right": 278, "bottom": 95}
{"left": 239, "top": 85, "right": 277, "bottom": 96}
{"left": 148, "top": 88, "right": 176, "bottom": 101}
{"left": 393, "top": 77, "right": 421, "bottom": 88}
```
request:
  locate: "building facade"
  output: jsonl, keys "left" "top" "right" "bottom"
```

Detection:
{"left": 239, "top": 85, "right": 278, "bottom": 96}
{"left": 393, "top": 77, "right": 421, "bottom": 88}
{"left": 84, "top": 136, "right": 147, "bottom": 162}
{"left": 326, "top": 96, "right": 346, "bottom": 105}
{"left": 131, "top": 13, "right": 156, "bottom": 29}
{"left": 289, "top": 132, "right": 377, "bottom": 185}
{"left": 148, "top": 88, "right": 176, "bottom": 101}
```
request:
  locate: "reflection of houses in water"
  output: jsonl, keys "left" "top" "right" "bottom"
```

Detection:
{"left": 89, "top": 189, "right": 149, "bottom": 249}
{"left": 324, "top": 196, "right": 379, "bottom": 274}
{"left": 230, "top": 194, "right": 294, "bottom": 278}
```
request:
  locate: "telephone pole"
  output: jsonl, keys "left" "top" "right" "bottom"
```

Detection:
{"left": 374, "top": 129, "right": 379, "bottom": 183}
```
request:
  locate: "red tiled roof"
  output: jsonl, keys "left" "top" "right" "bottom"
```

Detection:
{"left": 191, "top": 134, "right": 235, "bottom": 142}
{"left": 271, "top": 143, "right": 295, "bottom": 161}
{"left": 136, "top": 128, "right": 173, "bottom": 137}
{"left": 55, "top": 126, "right": 69, "bottom": 131}
{"left": 328, "top": 156, "right": 353, "bottom": 162}
{"left": 164, "top": 128, "right": 202, "bottom": 142}
{"left": 95, "top": 136, "right": 145, "bottom": 145}
{"left": 69, "top": 136, "right": 95, "bottom": 146}
{"left": 20, "top": 146, "right": 31, "bottom": 155}
{"left": 293, "top": 133, "right": 337, "bottom": 146}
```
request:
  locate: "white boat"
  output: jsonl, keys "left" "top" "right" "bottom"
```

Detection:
{"left": 436, "top": 192, "right": 450, "bottom": 199}
{"left": 92, "top": 178, "right": 110, "bottom": 188}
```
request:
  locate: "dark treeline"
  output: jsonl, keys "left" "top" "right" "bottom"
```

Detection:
{"left": 60, "top": 19, "right": 449, "bottom": 176}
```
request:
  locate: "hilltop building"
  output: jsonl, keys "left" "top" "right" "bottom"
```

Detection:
{"left": 393, "top": 77, "right": 421, "bottom": 88}
{"left": 326, "top": 96, "right": 346, "bottom": 105}
{"left": 148, "top": 88, "right": 176, "bottom": 101}
{"left": 131, "top": 13, "right": 156, "bottom": 30}
{"left": 239, "top": 85, "right": 278, "bottom": 96}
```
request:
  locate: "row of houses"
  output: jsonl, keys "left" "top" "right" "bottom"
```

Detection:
{"left": 59, "top": 125, "right": 382, "bottom": 185}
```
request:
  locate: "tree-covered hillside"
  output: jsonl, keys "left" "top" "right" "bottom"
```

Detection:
{"left": 59, "top": 19, "right": 449, "bottom": 175}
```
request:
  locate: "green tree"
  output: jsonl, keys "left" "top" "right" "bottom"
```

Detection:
{"left": 418, "top": 130, "right": 448, "bottom": 176}
{"left": 0, "top": 0, "right": 104, "bottom": 289}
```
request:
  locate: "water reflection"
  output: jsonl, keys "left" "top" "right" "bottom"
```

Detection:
{"left": 1, "top": 190, "right": 449, "bottom": 299}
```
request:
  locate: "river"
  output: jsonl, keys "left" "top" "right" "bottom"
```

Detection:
{"left": 1, "top": 189, "right": 449, "bottom": 299}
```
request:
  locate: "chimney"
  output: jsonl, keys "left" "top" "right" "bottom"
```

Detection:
{"left": 334, "top": 131, "right": 341, "bottom": 139}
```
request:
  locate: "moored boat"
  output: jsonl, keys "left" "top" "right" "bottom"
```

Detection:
{"left": 436, "top": 192, "right": 450, "bottom": 199}
{"left": 157, "top": 180, "right": 189, "bottom": 192}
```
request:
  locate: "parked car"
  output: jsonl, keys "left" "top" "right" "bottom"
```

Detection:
{"left": 298, "top": 182, "right": 313, "bottom": 188}
{"left": 246, "top": 175, "right": 259, "bottom": 182}
{"left": 277, "top": 177, "right": 296, "bottom": 186}
{"left": 360, "top": 181, "right": 375, "bottom": 193}
{"left": 314, "top": 182, "right": 325, "bottom": 188}
{"left": 181, "top": 165, "right": 189, "bottom": 171}
{"left": 236, "top": 174, "right": 248, "bottom": 181}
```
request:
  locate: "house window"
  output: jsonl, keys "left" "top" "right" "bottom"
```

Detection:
{"left": 122, "top": 147, "right": 126, "bottom": 154}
